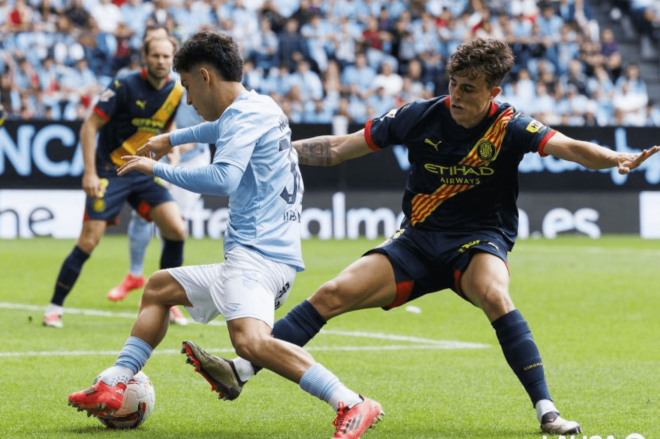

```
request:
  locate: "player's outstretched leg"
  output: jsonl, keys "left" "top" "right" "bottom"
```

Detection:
{"left": 181, "top": 341, "right": 245, "bottom": 401}
{"left": 332, "top": 396, "right": 384, "bottom": 439}
{"left": 107, "top": 273, "right": 145, "bottom": 301}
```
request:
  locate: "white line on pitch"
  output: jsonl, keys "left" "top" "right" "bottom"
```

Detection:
{"left": 0, "top": 302, "right": 491, "bottom": 352}
{"left": 0, "top": 343, "right": 487, "bottom": 358}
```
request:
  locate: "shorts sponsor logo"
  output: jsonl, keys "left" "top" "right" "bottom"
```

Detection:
{"left": 93, "top": 199, "right": 106, "bottom": 212}
{"left": 458, "top": 239, "right": 480, "bottom": 254}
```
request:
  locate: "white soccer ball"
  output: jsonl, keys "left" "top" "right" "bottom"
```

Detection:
{"left": 97, "top": 371, "right": 156, "bottom": 429}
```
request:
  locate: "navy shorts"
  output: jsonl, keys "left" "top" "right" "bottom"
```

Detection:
{"left": 365, "top": 225, "right": 510, "bottom": 310}
{"left": 84, "top": 169, "right": 174, "bottom": 225}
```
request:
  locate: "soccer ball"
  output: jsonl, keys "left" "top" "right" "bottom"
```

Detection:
{"left": 97, "top": 371, "right": 156, "bottom": 429}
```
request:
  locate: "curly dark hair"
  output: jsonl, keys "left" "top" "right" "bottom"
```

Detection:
{"left": 447, "top": 38, "right": 514, "bottom": 88}
{"left": 173, "top": 31, "right": 243, "bottom": 82}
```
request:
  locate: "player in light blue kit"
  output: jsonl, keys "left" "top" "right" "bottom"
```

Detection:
{"left": 68, "top": 31, "right": 383, "bottom": 439}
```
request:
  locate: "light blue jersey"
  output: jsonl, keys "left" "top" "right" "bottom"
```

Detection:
{"left": 154, "top": 90, "right": 304, "bottom": 271}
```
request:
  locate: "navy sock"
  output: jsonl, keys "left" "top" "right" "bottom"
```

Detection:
{"left": 160, "top": 239, "right": 183, "bottom": 269}
{"left": 253, "top": 300, "right": 327, "bottom": 374}
{"left": 51, "top": 246, "right": 90, "bottom": 306}
{"left": 492, "top": 309, "right": 551, "bottom": 406}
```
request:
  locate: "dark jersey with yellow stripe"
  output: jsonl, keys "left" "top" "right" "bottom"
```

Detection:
{"left": 93, "top": 68, "right": 183, "bottom": 169}
{"left": 365, "top": 96, "right": 555, "bottom": 249}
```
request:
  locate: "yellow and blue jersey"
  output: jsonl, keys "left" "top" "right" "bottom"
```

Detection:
{"left": 93, "top": 68, "right": 183, "bottom": 170}
{"left": 364, "top": 96, "right": 555, "bottom": 249}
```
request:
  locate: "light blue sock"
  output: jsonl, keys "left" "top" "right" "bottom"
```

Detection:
{"left": 128, "top": 214, "right": 152, "bottom": 276}
{"left": 98, "top": 337, "right": 154, "bottom": 386}
{"left": 299, "top": 363, "right": 361, "bottom": 411}
{"left": 115, "top": 336, "right": 153, "bottom": 375}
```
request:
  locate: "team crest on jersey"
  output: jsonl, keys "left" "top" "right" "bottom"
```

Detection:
{"left": 526, "top": 119, "right": 544, "bottom": 133}
{"left": 476, "top": 140, "right": 496, "bottom": 161}
{"left": 99, "top": 89, "right": 116, "bottom": 102}
{"left": 93, "top": 199, "right": 106, "bottom": 212}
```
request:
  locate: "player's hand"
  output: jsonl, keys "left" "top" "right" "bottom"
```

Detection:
{"left": 617, "top": 145, "right": 660, "bottom": 174}
{"left": 117, "top": 156, "right": 156, "bottom": 177}
{"left": 82, "top": 172, "right": 104, "bottom": 198}
{"left": 137, "top": 133, "right": 172, "bottom": 161}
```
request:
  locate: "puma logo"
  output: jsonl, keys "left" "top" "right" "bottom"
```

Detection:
{"left": 424, "top": 138, "right": 442, "bottom": 151}
{"left": 136, "top": 100, "right": 146, "bottom": 110}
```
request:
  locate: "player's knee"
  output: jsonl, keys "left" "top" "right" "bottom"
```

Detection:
{"left": 474, "top": 287, "right": 514, "bottom": 319}
{"left": 141, "top": 271, "right": 170, "bottom": 305}
{"left": 231, "top": 334, "right": 267, "bottom": 364}
{"left": 311, "top": 279, "right": 346, "bottom": 318}
{"left": 160, "top": 224, "right": 186, "bottom": 241}
{"left": 77, "top": 235, "right": 101, "bottom": 253}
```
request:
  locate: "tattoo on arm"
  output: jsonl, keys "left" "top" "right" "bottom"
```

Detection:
{"left": 295, "top": 138, "right": 333, "bottom": 166}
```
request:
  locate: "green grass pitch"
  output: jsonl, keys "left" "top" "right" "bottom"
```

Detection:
{"left": 0, "top": 236, "right": 657, "bottom": 439}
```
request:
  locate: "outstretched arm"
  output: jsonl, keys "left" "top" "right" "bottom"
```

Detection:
{"left": 293, "top": 129, "right": 374, "bottom": 166}
{"left": 543, "top": 131, "right": 659, "bottom": 174}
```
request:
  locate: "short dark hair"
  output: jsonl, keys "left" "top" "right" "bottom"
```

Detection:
{"left": 447, "top": 38, "right": 514, "bottom": 88}
{"left": 173, "top": 31, "right": 243, "bottom": 82}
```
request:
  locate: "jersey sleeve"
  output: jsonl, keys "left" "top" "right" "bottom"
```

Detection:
{"left": 364, "top": 102, "right": 419, "bottom": 151}
{"left": 213, "top": 104, "right": 267, "bottom": 171}
{"left": 93, "top": 78, "right": 125, "bottom": 121}
{"left": 506, "top": 113, "right": 557, "bottom": 156}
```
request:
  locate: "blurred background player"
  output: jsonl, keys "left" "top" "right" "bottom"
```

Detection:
{"left": 107, "top": 25, "right": 207, "bottom": 326}
{"left": 43, "top": 36, "right": 186, "bottom": 328}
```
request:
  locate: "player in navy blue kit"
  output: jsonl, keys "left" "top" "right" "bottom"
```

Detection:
{"left": 43, "top": 36, "right": 187, "bottom": 328}
{"left": 184, "top": 38, "right": 659, "bottom": 435}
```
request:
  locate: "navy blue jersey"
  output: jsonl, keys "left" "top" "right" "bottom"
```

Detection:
{"left": 93, "top": 68, "right": 183, "bottom": 169}
{"left": 365, "top": 96, "right": 555, "bottom": 249}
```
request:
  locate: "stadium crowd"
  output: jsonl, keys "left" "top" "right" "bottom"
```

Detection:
{"left": 2, "top": 0, "right": 660, "bottom": 127}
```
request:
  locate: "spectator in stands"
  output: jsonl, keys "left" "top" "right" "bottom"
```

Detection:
{"left": 258, "top": 0, "right": 286, "bottom": 34}
{"left": 367, "top": 85, "right": 396, "bottom": 117}
{"left": 64, "top": 0, "right": 91, "bottom": 30}
{"left": 332, "top": 16, "right": 359, "bottom": 68}
{"left": 341, "top": 52, "right": 376, "bottom": 95}
{"left": 251, "top": 17, "right": 279, "bottom": 71}
{"left": 303, "top": 97, "right": 334, "bottom": 123}
{"left": 613, "top": 79, "right": 649, "bottom": 126}
{"left": 615, "top": 63, "right": 648, "bottom": 96}
{"left": 321, "top": 59, "right": 341, "bottom": 111}
{"left": 360, "top": 15, "right": 393, "bottom": 68}
{"left": 277, "top": 18, "right": 308, "bottom": 73}
{"left": 287, "top": 59, "right": 323, "bottom": 101}
{"left": 242, "top": 58, "right": 263, "bottom": 93}
{"left": 7, "top": 0, "right": 34, "bottom": 32}
{"left": 261, "top": 63, "right": 290, "bottom": 97}
{"left": 372, "top": 59, "right": 403, "bottom": 97}
{"left": 560, "top": 58, "right": 589, "bottom": 96}
{"left": 301, "top": 13, "right": 332, "bottom": 72}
